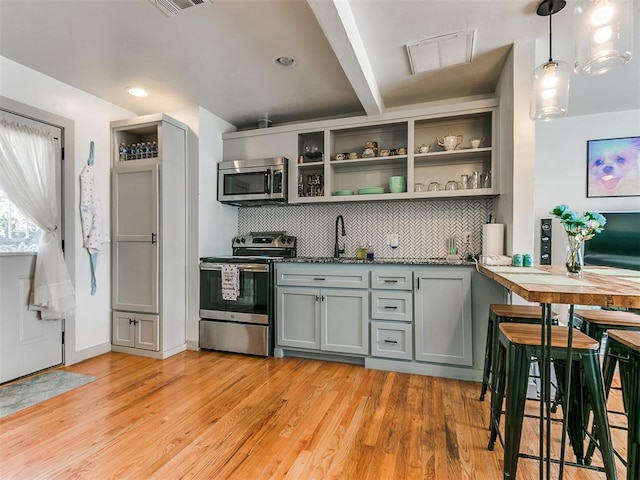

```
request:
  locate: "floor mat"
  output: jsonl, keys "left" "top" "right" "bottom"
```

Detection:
{"left": 0, "top": 370, "right": 95, "bottom": 418}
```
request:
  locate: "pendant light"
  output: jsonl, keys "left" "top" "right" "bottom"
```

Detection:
{"left": 574, "top": 0, "right": 633, "bottom": 75}
{"left": 531, "top": 0, "right": 571, "bottom": 121}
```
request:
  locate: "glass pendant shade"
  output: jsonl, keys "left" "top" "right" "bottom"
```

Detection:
{"left": 574, "top": 0, "right": 633, "bottom": 75}
{"left": 530, "top": 60, "right": 571, "bottom": 121}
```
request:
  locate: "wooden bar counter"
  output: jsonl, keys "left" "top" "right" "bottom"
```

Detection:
{"left": 478, "top": 265, "right": 640, "bottom": 310}
{"left": 478, "top": 264, "right": 640, "bottom": 480}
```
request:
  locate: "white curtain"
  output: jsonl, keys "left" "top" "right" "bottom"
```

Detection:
{"left": 0, "top": 118, "right": 75, "bottom": 319}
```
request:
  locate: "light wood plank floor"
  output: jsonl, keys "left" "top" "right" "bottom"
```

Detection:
{"left": 0, "top": 351, "right": 628, "bottom": 479}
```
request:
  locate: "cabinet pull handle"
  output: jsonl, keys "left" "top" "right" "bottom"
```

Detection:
{"left": 151, "top": 233, "right": 157, "bottom": 244}
{"left": 416, "top": 277, "right": 420, "bottom": 290}
{"left": 384, "top": 306, "right": 398, "bottom": 310}
{"left": 313, "top": 277, "right": 326, "bottom": 281}
{"left": 384, "top": 279, "right": 398, "bottom": 283}
{"left": 129, "top": 318, "right": 134, "bottom": 325}
{"left": 315, "top": 295, "right": 320, "bottom": 301}
{"left": 383, "top": 339, "right": 398, "bottom": 344}
{"left": 321, "top": 295, "right": 325, "bottom": 302}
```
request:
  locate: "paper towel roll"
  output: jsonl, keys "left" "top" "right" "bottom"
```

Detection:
{"left": 482, "top": 223, "right": 505, "bottom": 256}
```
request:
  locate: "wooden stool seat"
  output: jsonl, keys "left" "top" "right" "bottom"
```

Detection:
{"left": 490, "top": 303, "right": 557, "bottom": 320}
{"left": 608, "top": 329, "right": 640, "bottom": 351}
{"left": 575, "top": 309, "right": 640, "bottom": 328}
{"left": 499, "top": 323, "right": 599, "bottom": 350}
{"left": 488, "top": 322, "right": 617, "bottom": 479}
{"left": 479, "top": 304, "right": 558, "bottom": 401}
{"left": 574, "top": 309, "right": 640, "bottom": 357}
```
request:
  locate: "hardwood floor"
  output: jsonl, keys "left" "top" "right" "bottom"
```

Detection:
{"left": 0, "top": 351, "right": 628, "bottom": 479}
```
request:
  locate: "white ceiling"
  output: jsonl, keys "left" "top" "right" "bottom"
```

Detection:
{"left": 1, "top": 0, "right": 638, "bottom": 130}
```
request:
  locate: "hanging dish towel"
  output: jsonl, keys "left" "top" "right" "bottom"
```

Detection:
{"left": 79, "top": 141, "right": 108, "bottom": 295}
{"left": 221, "top": 265, "right": 240, "bottom": 301}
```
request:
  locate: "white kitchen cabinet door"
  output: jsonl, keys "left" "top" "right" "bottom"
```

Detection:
{"left": 276, "top": 287, "right": 321, "bottom": 350}
{"left": 112, "top": 163, "right": 159, "bottom": 313}
{"left": 321, "top": 289, "right": 368, "bottom": 355}
{"left": 414, "top": 270, "right": 472, "bottom": 366}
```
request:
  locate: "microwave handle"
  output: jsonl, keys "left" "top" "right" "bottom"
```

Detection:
{"left": 265, "top": 169, "right": 271, "bottom": 193}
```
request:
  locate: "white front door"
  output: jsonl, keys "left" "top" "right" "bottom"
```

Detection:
{"left": 0, "top": 109, "right": 63, "bottom": 383}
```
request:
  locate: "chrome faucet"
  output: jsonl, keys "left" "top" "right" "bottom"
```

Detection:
{"left": 334, "top": 215, "right": 346, "bottom": 258}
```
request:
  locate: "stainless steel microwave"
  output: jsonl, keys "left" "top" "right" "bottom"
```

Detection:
{"left": 217, "top": 157, "right": 287, "bottom": 206}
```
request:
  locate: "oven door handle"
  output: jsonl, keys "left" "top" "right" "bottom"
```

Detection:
{"left": 200, "top": 263, "right": 269, "bottom": 272}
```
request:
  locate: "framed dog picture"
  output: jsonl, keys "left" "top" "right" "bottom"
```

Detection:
{"left": 587, "top": 136, "right": 640, "bottom": 197}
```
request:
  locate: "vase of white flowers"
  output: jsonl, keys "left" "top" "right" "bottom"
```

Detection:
{"left": 551, "top": 205, "right": 606, "bottom": 275}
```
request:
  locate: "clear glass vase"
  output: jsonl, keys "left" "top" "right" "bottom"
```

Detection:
{"left": 565, "top": 237, "right": 584, "bottom": 275}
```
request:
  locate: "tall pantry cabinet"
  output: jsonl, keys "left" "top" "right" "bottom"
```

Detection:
{"left": 110, "top": 114, "right": 187, "bottom": 358}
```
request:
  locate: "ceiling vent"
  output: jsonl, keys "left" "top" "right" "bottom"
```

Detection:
{"left": 406, "top": 30, "right": 475, "bottom": 74}
{"left": 149, "top": 0, "right": 213, "bottom": 17}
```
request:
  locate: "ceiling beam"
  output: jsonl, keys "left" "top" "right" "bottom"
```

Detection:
{"left": 307, "top": 0, "right": 384, "bottom": 116}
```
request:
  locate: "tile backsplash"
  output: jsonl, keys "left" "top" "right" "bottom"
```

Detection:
{"left": 238, "top": 199, "right": 493, "bottom": 259}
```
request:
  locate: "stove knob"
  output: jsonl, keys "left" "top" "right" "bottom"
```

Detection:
{"left": 234, "top": 237, "right": 240, "bottom": 244}
{"left": 241, "top": 238, "right": 246, "bottom": 243}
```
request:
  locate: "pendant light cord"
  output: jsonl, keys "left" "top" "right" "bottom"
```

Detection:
{"left": 548, "top": 11, "right": 553, "bottom": 62}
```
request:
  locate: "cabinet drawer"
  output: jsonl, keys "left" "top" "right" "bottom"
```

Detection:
{"left": 370, "top": 291, "right": 412, "bottom": 321}
{"left": 276, "top": 266, "right": 368, "bottom": 289}
{"left": 370, "top": 269, "right": 412, "bottom": 290}
{"left": 370, "top": 321, "right": 412, "bottom": 360}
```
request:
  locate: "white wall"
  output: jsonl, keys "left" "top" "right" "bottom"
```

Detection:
{"left": 0, "top": 56, "right": 134, "bottom": 364}
{"left": 167, "top": 106, "right": 237, "bottom": 346}
{"left": 534, "top": 109, "right": 640, "bottom": 264}
{"left": 198, "top": 108, "right": 238, "bottom": 258}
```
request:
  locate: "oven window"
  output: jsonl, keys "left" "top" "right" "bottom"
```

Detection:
{"left": 224, "top": 172, "right": 266, "bottom": 196}
{"left": 200, "top": 267, "right": 269, "bottom": 314}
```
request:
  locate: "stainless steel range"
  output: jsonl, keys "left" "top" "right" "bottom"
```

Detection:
{"left": 199, "top": 232, "right": 296, "bottom": 356}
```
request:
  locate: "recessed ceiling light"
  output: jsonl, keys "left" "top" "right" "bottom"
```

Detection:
{"left": 273, "top": 56, "right": 297, "bottom": 68}
{"left": 125, "top": 86, "right": 149, "bottom": 97}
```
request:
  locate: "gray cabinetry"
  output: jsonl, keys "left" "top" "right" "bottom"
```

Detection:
{"left": 275, "top": 264, "right": 369, "bottom": 356}
{"left": 112, "top": 311, "right": 159, "bottom": 351}
{"left": 111, "top": 114, "right": 187, "bottom": 358}
{"left": 370, "top": 268, "right": 413, "bottom": 360}
{"left": 276, "top": 262, "right": 501, "bottom": 380}
{"left": 112, "top": 163, "right": 159, "bottom": 313}
{"left": 370, "top": 322, "right": 412, "bottom": 360}
{"left": 414, "top": 269, "right": 472, "bottom": 366}
{"left": 321, "top": 289, "right": 368, "bottom": 355}
{"left": 276, "top": 287, "right": 320, "bottom": 350}
{"left": 222, "top": 100, "right": 499, "bottom": 204}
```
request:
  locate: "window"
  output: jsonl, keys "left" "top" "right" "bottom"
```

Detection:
{"left": 0, "top": 188, "right": 41, "bottom": 252}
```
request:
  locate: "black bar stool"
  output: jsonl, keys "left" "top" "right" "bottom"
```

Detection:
{"left": 479, "top": 304, "right": 558, "bottom": 401}
{"left": 488, "top": 323, "right": 617, "bottom": 480}
{"left": 586, "top": 329, "right": 640, "bottom": 480}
